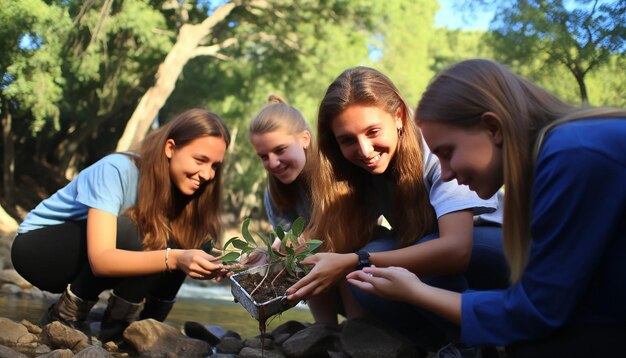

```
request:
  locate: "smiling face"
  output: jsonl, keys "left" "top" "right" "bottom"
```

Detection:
{"left": 164, "top": 135, "right": 227, "bottom": 196}
{"left": 331, "top": 105, "right": 403, "bottom": 174}
{"left": 419, "top": 117, "right": 504, "bottom": 199}
{"left": 250, "top": 128, "right": 310, "bottom": 184}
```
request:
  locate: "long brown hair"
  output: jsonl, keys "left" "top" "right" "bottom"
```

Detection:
{"left": 126, "top": 108, "right": 231, "bottom": 250}
{"left": 416, "top": 58, "right": 626, "bottom": 281}
{"left": 249, "top": 94, "right": 315, "bottom": 212}
{"left": 310, "top": 66, "right": 436, "bottom": 253}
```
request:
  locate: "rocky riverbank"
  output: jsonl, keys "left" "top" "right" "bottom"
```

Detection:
{"left": 0, "top": 230, "right": 431, "bottom": 357}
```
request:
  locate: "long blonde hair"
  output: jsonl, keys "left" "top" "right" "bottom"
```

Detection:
{"left": 416, "top": 58, "right": 626, "bottom": 281}
{"left": 126, "top": 108, "right": 231, "bottom": 250}
{"left": 310, "top": 66, "right": 436, "bottom": 253}
{"left": 249, "top": 94, "right": 315, "bottom": 212}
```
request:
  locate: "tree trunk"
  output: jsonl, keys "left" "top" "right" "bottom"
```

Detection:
{"left": 115, "top": 2, "right": 236, "bottom": 152}
{"left": 1, "top": 96, "right": 15, "bottom": 204}
{"left": 0, "top": 203, "right": 18, "bottom": 233}
{"left": 574, "top": 72, "right": 589, "bottom": 105}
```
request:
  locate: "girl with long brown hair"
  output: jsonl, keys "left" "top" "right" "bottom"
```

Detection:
{"left": 12, "top": 108, "right": 231, "bottom": 343}
{"left": 348, "top": 59, "right": 626, "bottom": 356}
{"left": 287, "top": 66, "right": 509, "bottom": 352}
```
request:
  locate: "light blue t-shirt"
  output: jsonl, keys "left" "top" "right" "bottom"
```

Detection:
{"left": 17, "top": 153, "right": 139, "bottom": 233}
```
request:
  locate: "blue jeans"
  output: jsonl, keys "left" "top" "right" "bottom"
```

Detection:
{"left": 349, "top": 225, "right": 509, "bottom": 351}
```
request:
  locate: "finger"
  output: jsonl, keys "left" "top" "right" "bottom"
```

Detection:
{"left": 286, "top": 271, "right": 316, "bottom": 294}
{"left": 347, "top": 270, "right": 371, "bottom": 281}
{"left": 299, "top": 255, "right": 318, "bottom": 265}
{"left": 347, "top": 278, "right": 375, "bottom": 292}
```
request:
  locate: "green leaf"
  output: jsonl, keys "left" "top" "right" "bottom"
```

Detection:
{"left": 291, "top": 217, "right": 305, "bottom": 237}
{"left": 275, "top": 225, "right": 285, "bottom": 239}
{"left": 256, "top": 232, "right": 272, "bottom": 251}
{"left": 306, "top": 240, "right": 323, "bottom": 253}
{"left": 232, "top": 239, "right": 250, "bottom": 250}
{"left": 220, "top": 252, "right": 240, "bottom": 263}
{"left": 241, "top": 218, "right": 256, "bottom": 246}
{"left": 222, "top": 236, "right": 240, "bottom": 250}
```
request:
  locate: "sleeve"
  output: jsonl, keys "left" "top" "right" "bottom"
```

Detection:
{"left": 460, "top": 141, "right": 625, "bottom": 346}
{"left": 74, "top": 155, "right": 135, "bottom": 216}
{"left": 422, "top": 144, "right": 498, "bottom": 218}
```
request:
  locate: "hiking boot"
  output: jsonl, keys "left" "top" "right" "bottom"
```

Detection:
{"left": 98, "top": 291, "right": 143, "bottom": 344}
{"left": 40, "top": 285, "right": 97, "bottom": 338}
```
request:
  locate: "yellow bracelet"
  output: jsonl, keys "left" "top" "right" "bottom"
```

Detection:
{"left": 165, "top": 247, "right": 172, "bottom": 272}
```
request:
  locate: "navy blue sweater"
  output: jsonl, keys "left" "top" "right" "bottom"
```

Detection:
{"left": 461, "top": 118, "right": 626, "bottom": 345}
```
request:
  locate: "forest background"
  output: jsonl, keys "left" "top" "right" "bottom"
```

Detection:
{"left": 1, "top": 0, "right": 625, "bottom": 235}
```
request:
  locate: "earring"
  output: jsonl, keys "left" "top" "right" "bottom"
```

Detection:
{"left": 397, "top": 127, "right": 404, "bottom": 137}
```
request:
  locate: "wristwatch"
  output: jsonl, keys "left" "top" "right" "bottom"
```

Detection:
{"left": 355, "top": 250, "right": 371, "bottom": 270}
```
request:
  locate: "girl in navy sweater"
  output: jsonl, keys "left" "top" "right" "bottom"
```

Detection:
{"left": 347, "top": 58, "right": 626, "bottom": 356}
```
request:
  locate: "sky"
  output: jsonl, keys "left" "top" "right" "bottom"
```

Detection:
{"left": 435, "top": 0, "right": 495, "bottom": 30}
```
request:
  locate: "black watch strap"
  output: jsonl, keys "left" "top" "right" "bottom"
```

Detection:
{"left": 355, "top": 250, "right": 371, "bottom": 270}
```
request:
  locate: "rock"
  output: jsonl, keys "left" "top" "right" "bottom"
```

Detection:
{"left": 280, "top": 323, "right": 341, "bottom": 358}
{"left": 74, "top": 345, "right": 110, "bottom": 357}
{"left": 183, "top": 321, "right": 223, "bottom": 346}
{"left": 238, "top": 346, "right": 284, "bottom": 358}
{"left": 273, "top": 333, "right": 290, "bottom": 346}
{"left": 0, "top": 284, "right": 21, "bottom": 295}
{"left": 20, "top": 319, "right": 42, "bottom": 334}
{"left": 216, "top": 336, "right": 243, "bottom": 354}
{"left": 0, "top": 317, "right": 38, "bottom": 346}
{"left": 38, "top": 349, "right": 75, "bottom": 358}
{"left": 124, "top": 318, "right": 212, "bottom": 357}
{"left": 0, "top": 269, "right": 31, "bottom": 289}
{"left": 243, "top": 337, "right": 273, "bottom": 349}
{"left": 41, "top": 321, "right": 91, "bottom": 353}
{"left": 271, "top": 320, "right": 306, "bottom": 338}
{"left": 340, "top": 318, "right": 418, "bottom": 358}
{"left": 0, "top": 344, "right": 29, "bottom": 358}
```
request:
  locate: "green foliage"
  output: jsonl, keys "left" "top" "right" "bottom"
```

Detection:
{"left": 1, "top": 0, "right": 71, "bottom": 133}
{"left": 222, "top": 217, "right": 323, "bottom": 277}
{"left": 486, "top": 0, "right": 626, "bottom": 104}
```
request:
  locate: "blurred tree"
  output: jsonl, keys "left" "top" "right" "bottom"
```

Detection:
{"left": 486, "top": 0, "right": 626, "bottom": 104}
{"left": 0, "top": 0, "right": 70, "bottom": 202}
{"left": 375, "top": 0, "right": 439, "bottom": 106}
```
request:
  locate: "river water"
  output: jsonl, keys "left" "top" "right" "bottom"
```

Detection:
{"left": 0, "top": 283, "right": 314, "bottom": 338}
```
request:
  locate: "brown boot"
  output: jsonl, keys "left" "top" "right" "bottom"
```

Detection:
{"left": 98, "top": 291, "right": 143, "bottom": 344}
{"left": 40, "top": 285, "right": 97, "bottom": 337}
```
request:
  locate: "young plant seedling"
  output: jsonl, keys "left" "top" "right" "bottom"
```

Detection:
{"left": 223, "top": 217, "right": 322, "bottom": 297}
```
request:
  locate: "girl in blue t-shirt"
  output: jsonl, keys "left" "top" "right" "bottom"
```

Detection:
{"left": 347, "top": 59, "right": 626, "bottom": 356}
{"left": 286, "top": 66, "right": 509, "bottom": 352}
{"left": 12, "top": 109, "right": 231, "bottom": 343}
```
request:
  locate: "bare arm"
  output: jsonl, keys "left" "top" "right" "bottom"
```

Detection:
{"left": 347, "top": 266, "right": 461, "bottom": 324}
{"left": 86, "top": 208, "right": 226, "bottom": 279}
{"left": 368, "top": 210, "right": 474, "bottom": 276}
{"left": 287, "top": 210, "right": 474, "bottom": 299}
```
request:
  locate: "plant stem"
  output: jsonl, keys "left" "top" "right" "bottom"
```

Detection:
{"left": 249, "top": 265, "right": 272, "bottom": 297}
{"left": 270, "top": 267, "right": 286, "bottom": 287}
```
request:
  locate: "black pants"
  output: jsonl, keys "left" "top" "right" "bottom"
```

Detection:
{"left": 506, "top": 323, "right": 626, "bottom": 358}
{"left": 11, "top": 215, "right": 191, "bottom": 304}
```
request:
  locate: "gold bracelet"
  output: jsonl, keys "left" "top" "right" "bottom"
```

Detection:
{"left": 165, "top": 247, "right": 172, "bottom": 272}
